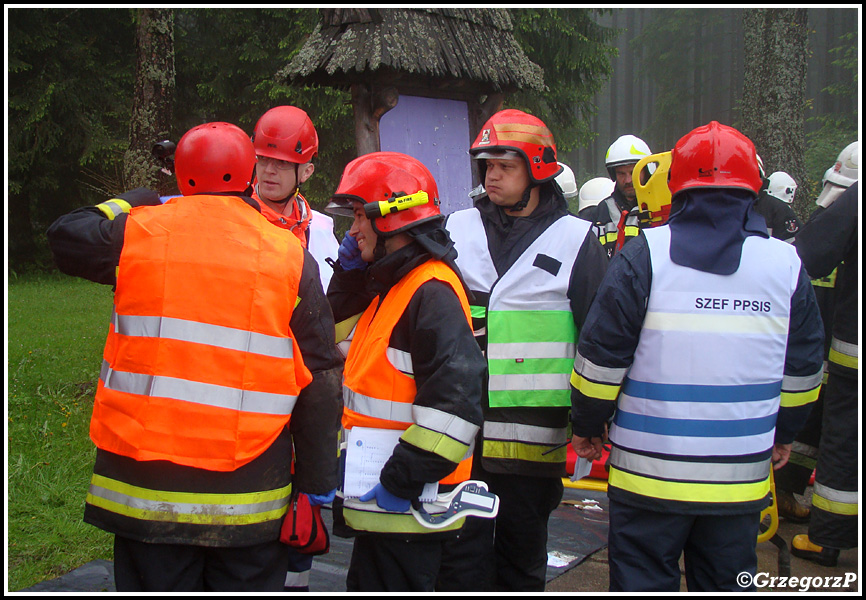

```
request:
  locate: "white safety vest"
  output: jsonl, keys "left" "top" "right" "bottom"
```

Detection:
{"left": 609, "top": 226, "right": 804, "bottom": 506}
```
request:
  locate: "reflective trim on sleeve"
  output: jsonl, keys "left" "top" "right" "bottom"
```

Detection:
{"left": 401, "top": 424, "right": 470, "bottom": 464}
{"left": 412, "top": 405, "right": 479, "bottom": 445}
{"left": 573, "top": 351, "right": 629, "bottom": 384}
{"left": 96, "top": 199, "right": 132, "bottom": 220}
{"left": 570, "top": 370, "right": 621, "bottom": 401}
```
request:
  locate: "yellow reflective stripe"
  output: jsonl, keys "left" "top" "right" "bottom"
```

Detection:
{"left": 88, "top": 473, "right": 291, "bottom": 525}
{"left": 623, "top": 226, "right": 640, "bottom": 236}
{"left": 609, "top": 468, "right": 770, "bottom": 503}
{"left": 401, "top": 424, "right": 469, "bottom": 464}
{"left": 342, "top": 499, "right": 464, "bottom": 534}
{"left": 829, "top": 348, "right": 858, "bottom": 369}
{"left": 812, "top": 494, "right": 858, "bottom": 516}
{"left": 780, "top": 385, "right": 820, "bottom": 408}
{"left": 335, "top": 313, "right": 362, "bottom": 344}
{"left": 294, "top": 296, "right": 301, "bottom": 309}
{"left": 96, "top": 199, "right": 132, "bottom": 220}
{"left": 570, "top": 370, "right": 620, "bottom": 401}
{"left": 483, "top": 439, "right": 566, "bottom": 464}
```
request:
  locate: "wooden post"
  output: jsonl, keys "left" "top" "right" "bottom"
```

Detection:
{"left": 351, "top": 83, "right": 399, "bottom": 156}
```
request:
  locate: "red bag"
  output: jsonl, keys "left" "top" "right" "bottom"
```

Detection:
{"left": 280, "top": 493, "right": 330, "bottom": 555}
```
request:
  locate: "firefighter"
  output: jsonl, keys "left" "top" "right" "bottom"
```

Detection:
{"left": 570, "top": 121, "right": 824, "bottom": 591}
{"left": 577, "top": 177, "right": 615, "bottom": 221}
{"left": 751, "top": 159, "right": 802, "bottom": 243}
{"left": 46, "top": 122, "right": 343, "bottom": 592}
{"left": 324, "top": 151, "right": 485, "bottom": 592}
{"left": 593, "top": 134, "right": 654, "bottom": 257}
{"left": 791, "top": 147, "right": 858, "bottom": 566}
{"left": 775, "top": 141, "right": 859, "bottom": 525}
{"left": 252, "top": 105, "right": 339, "bottom": 290}
{"left": 437, "top": 109, "right": 608, "bottom": 591}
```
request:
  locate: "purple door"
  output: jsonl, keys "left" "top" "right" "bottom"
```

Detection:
{"left": 379, "top": 95, "right": 474, "bottom": 215}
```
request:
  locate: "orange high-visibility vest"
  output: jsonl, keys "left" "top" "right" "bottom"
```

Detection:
{"left": 91, "top": 194, "right": 312, "bottom": 472}
{"left": 342, "top": 260, "right": 474, "bottom": 485}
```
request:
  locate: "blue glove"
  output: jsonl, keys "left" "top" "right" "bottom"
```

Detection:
{"left": 305, "top": 489, "right": 336, "bottom": 507}
{"left": 338, "top": 233, "right": 366, "bottom": 270}
{"left": 359, "top": 483, "right": 411, "bottom": 513}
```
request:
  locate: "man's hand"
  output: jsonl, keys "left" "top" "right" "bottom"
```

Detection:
{"left": 359, "top": 483, "right": 410, "bottom": 512}
{"left": 338, "top": 233, "right": 366, "bottom": 270}
{"left": 772, "top": 443, "right": 792, "bottom": 470}
{"left": 572, "top": 435, "right": 604, "bottom": 462}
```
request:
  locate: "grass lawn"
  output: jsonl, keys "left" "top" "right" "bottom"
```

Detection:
{"left": 7, "top": 272, "right": 115, "bottom": 591}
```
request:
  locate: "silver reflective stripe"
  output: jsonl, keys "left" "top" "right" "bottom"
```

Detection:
{"left": 813, "top": 482, "right": 859, "bottom": 505}
{"left": 113, "top": 312, "right": 293, "bottom": 359}
{"left": 483, "top": 421, "right": 566, "bottom": 445}
{"left": 791, "top": 441, "right": 819, "bottom": 459}
{"left": 831, "top": 337, "right": 858, "bottom": 358}
{"left": 284, "top": 570, "right": 310, "bottom": 588}
{"left": 487, "top": 342, "right": 575, "bottom": 360}
{"left": 385, "top": 347, "right": 414, "bottom": 375}
{"left": 781, "top": 369, "right": 824, "bottom": 392}
{"left": 573, "top": 350, "right": 628, "bottom": 384}
{"left": 413, "top": 405, "right": 478, "bottom": 445}
{"left": 488, "top": 372, "right": 570, "bottom": 391}
{"left": 88, "top": 482, "right": 290, "bottom": 517}
{"left": 101, "top": 361, "right": 297, "bottom": 415}
{"left": 343, "top": 388, "right": 414, "bottom": 425}
{"left": 611, "top": 446, "right": 771, "bottom": 483}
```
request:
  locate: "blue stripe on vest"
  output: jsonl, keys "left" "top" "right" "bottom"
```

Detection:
{"left": 622, "top": 379, "right": 781, "bottom": 403}
{"left": 614, "top": 411, "right": 778, "bottom": 437}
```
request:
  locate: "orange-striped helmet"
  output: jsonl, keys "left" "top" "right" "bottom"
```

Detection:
{"left": 470, "top": 109, "right": 561, "bottom": 183}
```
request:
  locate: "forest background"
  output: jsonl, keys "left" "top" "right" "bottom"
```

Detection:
{"left": 7, "top": 7, "right": 860, "bottom": 273}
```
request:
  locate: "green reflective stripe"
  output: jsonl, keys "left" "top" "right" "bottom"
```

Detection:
{"left": 113, "top": 312, "right": 294, "bottom": 358}
{"left": 413, "top": 405, "right": 478, "bottom": 445}
{"left": 811, "top": 268, "right": 837, "bottom": 288}
{"left": 791, "top": 441, "right": 819, "bottom": 459}
{"left": 343, "top": 501, "right": 463, "bottom": 534}
{"left": 570, "top": 370, "right": 621, "bottom": 401}
{"left": 470, "top": 305, "right": 487, "bottom": 319}
{"left": 623, "top": 225, "right": 640, "bottom": 236}
{"left": 101, "top": 360, "right": 298, "bottom": 416}
{"left": 401, "top": 424, "right": 469, "bottom": 463}
{"left": 87, "top": 473, "right": 291, "bottom": 525}
{"left": 610, "top": 467, "right": 770, "bottom": 503}
{"left": 487, "top": 310, "right": 576, "bottom": 408}
{"left": 96, "top": 199, "right": 132, "bottom": 220}
{"left": 812, "top": 483, "right": 858, "bottom": 515}
{"left": 489, "top": 386, "right": 571, "bottom": 408}
{"left": 488, "top": 311, "right": 576, "bottom": 343}
{"left": 483, "top": 439, "right": 567, "bottom": 463}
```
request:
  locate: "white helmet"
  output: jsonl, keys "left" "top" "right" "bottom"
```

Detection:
{"left": 605, "top": 134, "right": 652, "bottom": 179}
{"left": 578, "top": 177, "right": 615, "bottom": 213}
{"left": 766, "top": 171, "right": 797, "bottom": 204}
{"left": 817, "top": 141, "right": 859, "bottom": 207}
{"left": 555, "top": 162, "right": 578, "bottom": 199}
{"left": 826, "top": 141, "right": 859, "bottom": 188}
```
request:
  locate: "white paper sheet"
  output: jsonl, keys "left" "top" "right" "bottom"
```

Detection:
{"left": 343, "top": 427, "right": 438, "bottom": 501}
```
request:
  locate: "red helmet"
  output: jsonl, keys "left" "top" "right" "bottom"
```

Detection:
{"left": 174, "top": 122, "right": 256, "bottom": 196}
{"left": 326, "top": 152, "right": 441, "bottom": 236}
{"left": 470, "top": 109, "right": 561, "bottom": 183}
{"left": 252, "top": 106, "right": 318, "bottom": 164}
{"left": 668, "top": 121, "right": 762, "bottom": 198}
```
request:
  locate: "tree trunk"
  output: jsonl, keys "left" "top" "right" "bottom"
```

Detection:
{"left": 124, "top": 8, "right": 175, "bottom": 193}
{"left": 741, "top": 9, "right": 809, "bottom": 189}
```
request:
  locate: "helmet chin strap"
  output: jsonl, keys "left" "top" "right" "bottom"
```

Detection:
{"left": 505, "top": 185, "right": 535, "bottom": 214}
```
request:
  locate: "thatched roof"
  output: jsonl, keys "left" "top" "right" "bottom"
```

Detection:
{"left": 279, "top": 8, "right": 545, "bottom": 97}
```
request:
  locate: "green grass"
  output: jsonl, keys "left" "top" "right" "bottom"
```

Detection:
{"left": 7, "top": 272, "right": 116, "bottom": 591}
